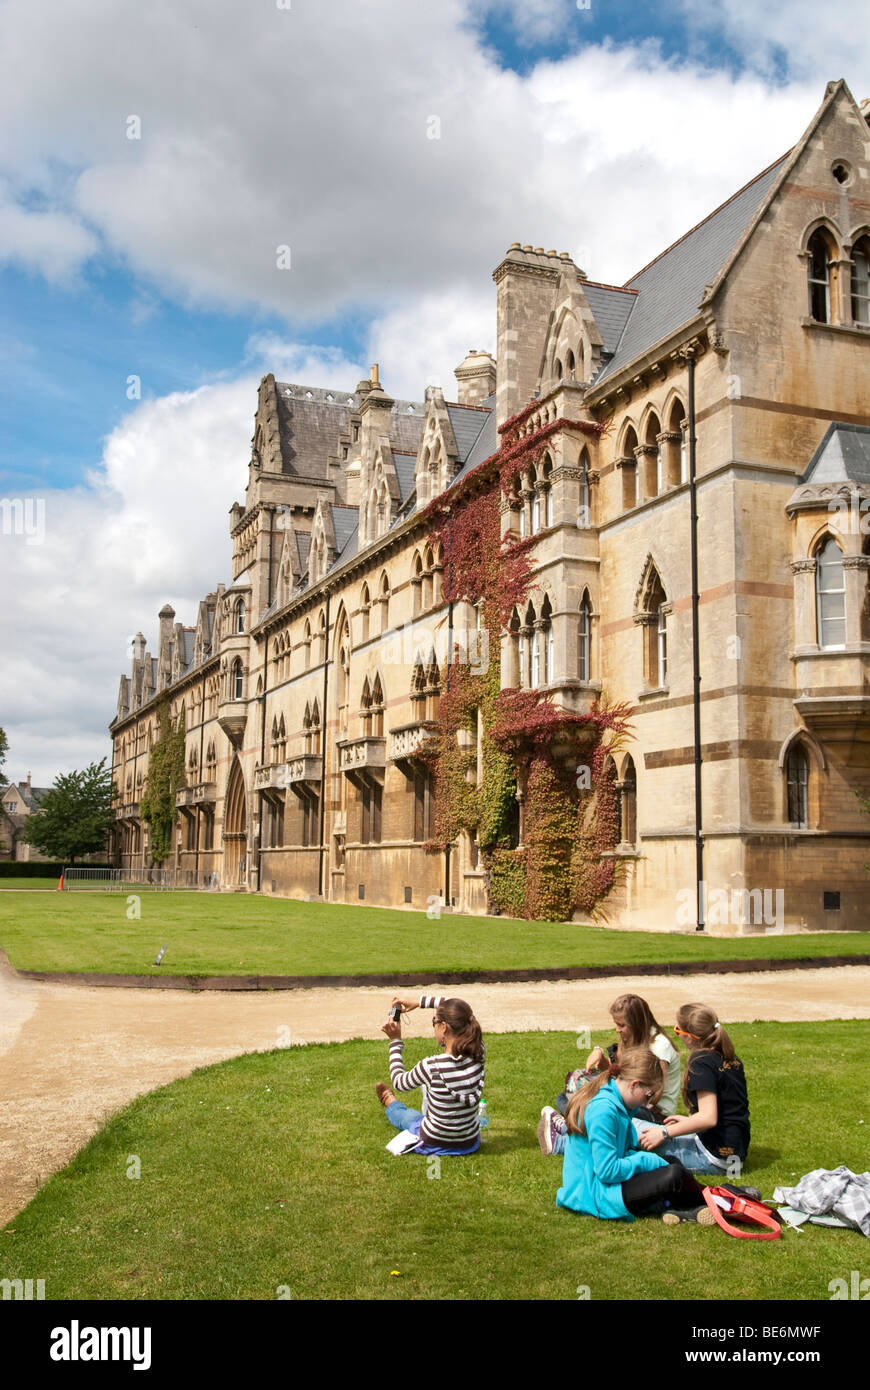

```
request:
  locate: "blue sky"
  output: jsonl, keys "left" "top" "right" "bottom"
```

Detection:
{"left": 0, "top": 0, "right": 865, "bottom": 782}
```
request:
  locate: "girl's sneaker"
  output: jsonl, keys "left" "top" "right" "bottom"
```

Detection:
{"left": 662, "top": 1204, "right": 716, "bottom": 1226}
{"left": 537, "top": 1106, "right": 565, "bottom": 1155}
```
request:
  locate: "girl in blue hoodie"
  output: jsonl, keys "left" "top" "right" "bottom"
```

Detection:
{"left": 556, "top": 1046, "right": 713, "bottom": 1225}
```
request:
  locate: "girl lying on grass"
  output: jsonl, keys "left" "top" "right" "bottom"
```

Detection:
{"left": 634, "top": 1003, "right": 750, "bottom": 1176}
{"left": 539, "top": 992, "right": 680, "bottom": 1155}
{"left": 556, "top": 1046, "right": 714, "bottom": 1226}
{"left": 376, "top": 994, "right": 485, "bottom": 1156}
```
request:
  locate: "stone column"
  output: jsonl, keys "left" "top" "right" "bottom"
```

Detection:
{"left": 790, "top": 558, "right": 817, "bottom": 648}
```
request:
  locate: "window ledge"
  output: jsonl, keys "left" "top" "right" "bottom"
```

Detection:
{"left": 637, "top": 685, "right": 669, "bottom": 701}
{"left": 601, "top": 846, "right": 642, "bottom": 860}
{"left": 792, "top": 645, "right": 870, "bottom": 660}
{"left": 800, "top": 317, "right": 870, "bottom": 340}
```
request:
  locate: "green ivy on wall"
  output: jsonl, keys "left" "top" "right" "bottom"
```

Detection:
{"left": 139, "top": 700, "right": 186, "bottom": 864}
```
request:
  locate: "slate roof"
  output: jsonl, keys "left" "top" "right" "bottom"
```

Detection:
{"left": 581, "top": 282, "right": 637, "bottom": 358}
{"left": 451, "top": 394, "right": 498, "bottom": 486}
{"left": 801, "top": 424, "right": 870, "bottom": 485}
{"left": 274, "top": 382, "right": 424, "bottom": 476}
{"left": 296, "top": 533, "right": 311, "bottom": 572}
{"left": 446, "top": 404, "right": 491, "bottom": 463}
{"left": 392, "top": 451, "right": 417, "bottom": 503}
{"left": 592, "top": 154, "right": 790, "bottom": 388}
{"left": 331, "top": 505, "right": 359, "bottom": 556}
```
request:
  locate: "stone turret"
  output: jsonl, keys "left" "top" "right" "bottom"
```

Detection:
{"left": 493, "top": 245, "right": 564, "bottom": 426}
{"left": 454, "top": 349, "right": 496, "bottom": 406}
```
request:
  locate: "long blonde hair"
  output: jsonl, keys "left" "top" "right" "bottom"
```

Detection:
{"left": 609, "top": 993, "right": 663, "bottom": 1051}
{"left": 565, "top": 1046, "right": 663, "bottom": 1137}
{"left": 676, "top": 1003, "right": 739, "bottom": 1106}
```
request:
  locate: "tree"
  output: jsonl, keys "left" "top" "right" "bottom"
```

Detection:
{"left": 21, "top": 759, "right": 114, "bottom": 865}
{"left": 0, "top": 726, "right": 8, "bottom": 784}
{"left": 139, "top": 701, "right": 186, "bottom": 863}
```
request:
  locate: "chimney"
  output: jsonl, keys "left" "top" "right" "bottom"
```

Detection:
{"left": 493, "top": 244, "right": 562, "bottom": 426}
{"left": 454, "top": 349, "right": 497, "bottom": 406}
{"left": 158, "top": 604, "right": 176, "bottom": 659}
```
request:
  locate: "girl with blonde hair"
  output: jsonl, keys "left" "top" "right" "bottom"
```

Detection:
{"left": 557, "top": 1046, "right": 713, "bottom": 1225}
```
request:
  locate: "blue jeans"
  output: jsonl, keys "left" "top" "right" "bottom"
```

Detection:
{"left": 384, "top": 1101, "right": 480, "bottom": 1156}
{"left": 631, "top": 1119, "right": 729, "bottom": 1174}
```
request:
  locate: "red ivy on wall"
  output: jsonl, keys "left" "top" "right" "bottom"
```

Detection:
{"left": 421, "top": 404, "right": 634, "bottom": 922}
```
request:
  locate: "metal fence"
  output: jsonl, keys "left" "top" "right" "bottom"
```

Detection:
{"left": 61, "top": 866, "right": 220, "bottom": 892}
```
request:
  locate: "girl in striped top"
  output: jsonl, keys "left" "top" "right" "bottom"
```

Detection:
{"left": 376, "top": 995, "right": 485, "bottom": 1154}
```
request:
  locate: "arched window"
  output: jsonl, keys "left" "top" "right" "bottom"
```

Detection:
{"left": 540, "top": 455, "right": 553, "bottom": 527}
{"left": 808, "top": 228, "right": 837, "bottom": 323}
{"left": 378, "top": 572, "right": 390, "bottom": 633}
{"left": 360, "top": 584, "right": 370, "bottom": 644}
{"left": 529, "top": 465, "right": 540, "bottom": 534}
{"left": 303, "top": 619, "right": 312, "bottom": 671}
{"left": 422, "top": 548, "right": 434, "bottom": 611}
{"left": 815, "top": 537, "right": 845, "bottom": 649}
{"left": 412, "top": 552, "right": 423, "bottom": 617}
{"left": 643, "top": 413, "right": 662, "bottom": 499}
{"left": 621, "top": 426, "right": 638, "bottom": 510}
{"left": 235, "top": 598, "right": 246, "bottom": 634}
{"left": 852, "top": 235, "right": 870, "bottom": 325}
{"left": 205, "top": 742, "right": 216, "bottom": 782}
{"left": 424, "top": 653, "right": 441, "bottom": 721}
{"left": 565, "top": 349, "right": 575, "bottom": 381}
{"left": 579, "top": 591, "right": 592, "bottom": 682}
{"left": 411, "top": 657, "right": 426, "bottom": 718}
{"left": 554, "top": 357, "right": 563, "bottom": 382}
{"left": 618, "top": 756, "right": 637, "bottom": 846}
{"left": 271, "top": 716, "right": 280, "bottom": 764}
{"left": 638, "top": 566, "right": 668, "bottom": 689}
{"left": 578, "top": 448, "right": 590, "bottom": 528}
{"left": 786, "top": 744, "right": 809, "bottom": 828}
{"left": 231, "top": 658, "right": 244, "bottom": 700}
{"left": 371, "top": 676, "right": 384, "bottom": 737}
{"left": 318, "top": 610, "right": 326, "bottom": 664}
{"left": 540, "top": 596, "right": 554, "bottom": 684}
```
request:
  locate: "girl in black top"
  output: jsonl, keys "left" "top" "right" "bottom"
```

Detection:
{"left": 637, "top": 1002, "right": 750, "bottom": 1174}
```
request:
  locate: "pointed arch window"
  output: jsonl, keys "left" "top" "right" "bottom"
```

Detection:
{"left": 620, "top": 427, "right": 638, "bottom": 510}
{"left": 411, "top": 657, "right": 426, "bottom": 718}
{"left": 540, "top": 596, "right": 554, "bottom": 685}
{"left": 231, "top": 658, "right": 244, "bottom": 701}
{"left": 360, "top": 584, "right": 370, "bottom": 644}
{"left": 852, "top": 236, "right": 870, "bottom": 325}
{"left": 529, "top": 465, "right": 540, "bottom": 534}
{"left": 412, "top": 552, "right": 423, "bottom": 617}
{"left": 786, "top": 745, "right": 809, "bottom": 828}
{"left": 578, "top": 449, "right": 590, "bottom": 528}
{"left": 424, "top": 652, "right": 441, "bottom": 721}
{"left": 815, "top": 538, "right": 845, "bottom": 649}
{"left": 303, "top": 620, "right": 312, "bottom": 671}
{"left": 808, "top": 228, "right": 836, "bottom": 323}
{"left": 579, "top": 591, "right": 592, "bottom": 682}
{"left": 618, "top": 756, "right": 637, "bottom": 846}
{"left": 378, "top": 572, "right": 390, "bottom": 633}
{"left": 235, "top": 598, "right": 246, "bottom": 634}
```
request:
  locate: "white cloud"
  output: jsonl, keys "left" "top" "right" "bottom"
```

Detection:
{"left": 0, "top": 0, "right": 856, "bottom": 309}
{"left": 672, "top": 0, "right": 870, "bottom": 84}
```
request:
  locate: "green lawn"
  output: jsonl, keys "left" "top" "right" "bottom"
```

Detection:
{"left": 2, "top": 1022, "right": 865, "bottom": 1300}
{"left": 0, "top": 889, "right": 867, "bottom": 978}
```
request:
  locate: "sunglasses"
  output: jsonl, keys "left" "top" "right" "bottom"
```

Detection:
{"left": 674, "top": 1025, "right": 701, "bottom": 1040}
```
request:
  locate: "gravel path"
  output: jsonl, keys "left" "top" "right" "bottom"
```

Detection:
{"left": 1, "top": 959, "right": 868, "bottom": 1228}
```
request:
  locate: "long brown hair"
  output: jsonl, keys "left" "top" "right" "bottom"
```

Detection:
{"left": 609, "top": 993, "right": 663, "bottom": 1050}
{"left": 435, "top": 998, "right": 485, "bottom": 1064}
{"left": 565, "top": 1046, "right": 663, "bottom": 1137}
{"left": 676, "top": 1003, "right": 739, "bottom": 1107}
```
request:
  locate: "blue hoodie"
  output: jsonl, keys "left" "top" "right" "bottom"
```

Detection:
{"left": 556, "top": 1078, "right": 668, "bottom": 1221}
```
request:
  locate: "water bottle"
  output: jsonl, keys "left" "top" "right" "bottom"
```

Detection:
{"left": 478, "top": 1099, "right": 489, "bottom": 1132}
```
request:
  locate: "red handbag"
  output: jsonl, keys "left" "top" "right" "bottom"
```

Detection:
{"left": 702, "top": 1185, "right": 781, "bottom": 1239}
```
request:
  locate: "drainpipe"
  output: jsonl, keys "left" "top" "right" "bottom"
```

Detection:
{"left": 318, "top": 591, "right": 331, "bottom": 899}
{"left": 257, "top": 632, "right": 269, "bottom": 892}
{"left": 686, "top": 346, "right": 705, "bottom": 930}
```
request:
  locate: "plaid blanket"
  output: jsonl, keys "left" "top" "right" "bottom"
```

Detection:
{"left": 773, "top": 1166, "right": 870, "bottom": 1237}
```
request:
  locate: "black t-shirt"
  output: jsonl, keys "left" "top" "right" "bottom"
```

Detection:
{"left": 686, "top": 1051, "right": 750, "bottom": 1161}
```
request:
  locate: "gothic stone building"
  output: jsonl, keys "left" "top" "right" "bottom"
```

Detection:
{"left": 110, "top": 81, "right": 870, "bottom": 933}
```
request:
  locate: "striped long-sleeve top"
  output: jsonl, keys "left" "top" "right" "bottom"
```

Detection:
{"left": 389, "top": 994, "right": 485, "bottom": 1149}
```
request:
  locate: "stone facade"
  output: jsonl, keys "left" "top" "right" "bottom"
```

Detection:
{"left": 109, "top": 81, "right": 870, "bottom": 932}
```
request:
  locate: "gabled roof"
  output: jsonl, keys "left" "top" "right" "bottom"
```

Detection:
{"left": 451, "top": 394, "right": 498, "bottom": 486}
{"left": 591, "top": 154, "right": 789, "bottom": 388}
{"left": 331, "top": 505, "right": 359, "bottom": 556}
{"left": 800, "top": 423, "right": 870, "bottom": 486}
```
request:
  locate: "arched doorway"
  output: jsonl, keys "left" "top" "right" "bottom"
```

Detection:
{"left": 223, "top": 757, "right": 248, "bottom": 887}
